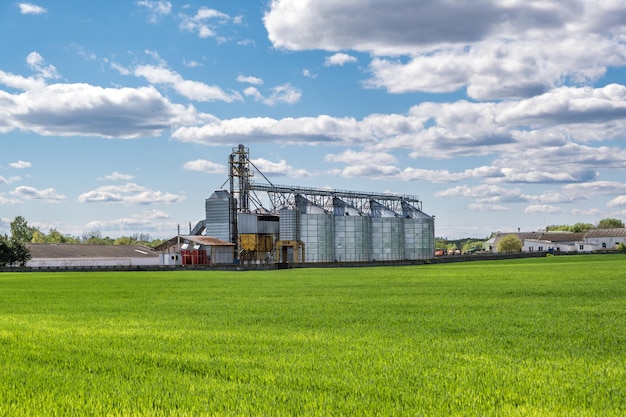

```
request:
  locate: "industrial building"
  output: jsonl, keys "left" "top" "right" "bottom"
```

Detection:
{"left": 176, "top": 145, "right": 435, "bottom": 266}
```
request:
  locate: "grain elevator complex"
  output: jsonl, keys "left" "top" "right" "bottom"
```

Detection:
{"left": 194, "top": 145, "right": 434, "bottom": 266}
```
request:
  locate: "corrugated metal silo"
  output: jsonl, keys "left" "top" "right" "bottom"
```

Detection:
{"left": 296, "top": 195, "right": 334, "bottom": 262}
{"left": 279, "top": 209, "right": 300, "bottom": 241}
{"left": 370, "top": 200, "right": 404, "bottom": 261}
{"left": 333, "top": 197, "right": 371, "bottom": 262}
{"left": 205, "top": 190, "right": 233, "bottom": 243}
{"left": 402, "top": 201, "right": 435, "bottom": 259}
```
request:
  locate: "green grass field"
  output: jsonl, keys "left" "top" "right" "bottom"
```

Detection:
{"left": 0, "top": 255, "right": 624, "bottom": 416}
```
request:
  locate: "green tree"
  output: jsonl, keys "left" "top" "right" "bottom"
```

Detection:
{"left": 616, "top": 242, "right": 626, "bottom": 253}
{"left": 497, "top": 234, "right": 522, "bottom": 253}
{"left": 0, "top": 235, "right": 30, "bottom": 266}
{"left": 10, "top": 216, "right": 33, "bottom": 243}
{"left": 597, "top": 218, "right": 624, "bottom": 229}
{"left": 462, "top": 240, "right": 484, "bottom": 253}
{"left": 114, "top": 236, "right": 135, "bottom": 245}
{"left": 10, "top": 238, "right": 31, "bottom": 266}
{"left": 0, "top": 235, "right": 11, "bottom": 266}
{"left": 31, "top": 229, "right": 47, "bottom": 243}
{"left": 570, "top": 222, "right": 594, "bottom": 233}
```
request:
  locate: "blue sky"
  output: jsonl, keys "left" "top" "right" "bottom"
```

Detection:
{"left": 2, "top": 0, "right": 626, "bottom": 240}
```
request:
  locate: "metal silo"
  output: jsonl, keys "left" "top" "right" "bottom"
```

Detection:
{"left": 370, "top": 200, "right": 404, "bottom": 261}
{"left": 333, "top": 197, "right": 371, "bottom": 262}
{"left": 205, "top": 190, "right": 233, "bottom": 243}
{"left": 279, "top": 208, "right": 300, "bottom": 241}
{"left": 296, "top": 195, "right": 334, "bottom": 262}
{"left": 402, "top": 201, "right": 435, "bottom": 260}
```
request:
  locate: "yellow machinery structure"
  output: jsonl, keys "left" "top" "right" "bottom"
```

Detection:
{"left": 238, "top": 234, "right": 275, "bottom": 263}
{"left": 275, "top": 240, "right": 305, "bottom": 264}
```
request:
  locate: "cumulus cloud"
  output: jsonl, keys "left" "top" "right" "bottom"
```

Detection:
{"left": 85, "top": 209, "right": 175, "bottom": 235}
{"left": 436, "top": 184, "right": 530, "bottom": 204}
{"left": 11, "top": 186, "right": 65, "bottom": 202}
{"left": 324, "top": 53, "right": 357, "bottom": 67}
{"left": 26, "top": 52, "right": 60, "bottom": 80}
{"left": 133, "top": 63, "right": 242, "bottom": 103}
{"left": 250, "top": 158, "right": 311, "bottom": 178}
{"left": 171, "top": 84, "right": 626, "bottom": 163}
{"left": 237, "top": 75, "right": 263, "bottom": 85}
{"left": 18, "top": 3, "right": 46, "bottom": 15}
{"left": 77, "top": 183, "right": 185, "bottom": 204}
{"left": 607, "top": 196, "right": 626, "bottom": 208}
{"left": 264, "top": 1, "right": 626, "bottom": 100}
{"left": 182, "top": 159, "right": 225, "bottom": 174}
{"left": 99, "top": 172, "right": 134, "bottom": 181}
{"left": 0, "top": 54, "right": 202, "bottom": 138}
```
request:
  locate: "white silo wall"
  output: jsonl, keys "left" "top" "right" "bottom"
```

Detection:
{"left": 279, "top": 209, "right": 300, "bottom": 241}
{"left": 371, "top": 217, "right": 404, "bottom": 261}
{"left": 300, "top": 213, "right": 334, "bottom": 262}
{"left": 334, "top": 215, "right": 371, "bottom": 262}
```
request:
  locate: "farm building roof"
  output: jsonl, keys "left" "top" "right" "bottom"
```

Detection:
{"left": 27, "top": 244, "right": 158, "bottom": 259}
{"left": 584, "top": 228, "right": 626, "bottom": 238}
{"left": 154, "top": 235, "right": 235, "bottom": 252}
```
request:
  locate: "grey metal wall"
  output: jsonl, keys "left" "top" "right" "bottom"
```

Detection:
{"left": 334, "top": 215, "right": 371, "bottom": 262}
{"left": 402, "top": 202, "right": 435, "bottom": 260}
{"left": 300, "top": 213, "right": 334, "bottom": 262}
{"left": 205, "top": 190, "right": 232, "bottom": 243}
{"left": 237, "top": 214, "right": 280, "bottom": 235}
{"left": 279, "top": 209, "right": 300, "bottom": 241}
{"left": 371, "top": 217, "right": 404, "bottom": 261}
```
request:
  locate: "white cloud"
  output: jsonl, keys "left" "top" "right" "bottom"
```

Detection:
{"left": 179, "top": 7, "right": 232, "bottom": 39}
{"left": 0, "top": 195, "right": 22, "bottom": 205}
{"left": 243, "top": 86, "right": 264, "bottom": 101}
{"left": 77, "top": 183, "right": 185, "bottom": 204}
{"left": 241, "top": 84, "right": 301, "bottom": 106}
{"left": 18, "top": 3, "right": 46, "bottom": 15}
{"left": 9, "top": 160, "right": 32, "bottom": 169}
{"left": 85, "top": 209, "right": 175, "bottom": 235}
{"left": 607, "top": 196, "right": 626, "bottom": 208}
{"left": 250, "top": 158, "right": 311, "bottom": 178}
{"left": 237, "top": 75, "right": 264, "bottom": 85}
{"left": 264, "top": 1, "right": 626, "bottom": 100}
{"left": 0, "top": 55, "right": 202, "bottom": 138}
{"left": 183, "top": 60, "right": 203, "bottom": 68}
{"left": 324, "top": 53, "right": 357, "bottom": 67}
{"left": 302, "top": 69, "right": 317, "bottom": 78}
{"left": 0, "top": 176, "right": 21, "bottom": 185}
{"left": 137, "top": 1, "right": 172, "bottom": 24}
{"left": 436, "top": 184, "right": 530, "bottom": 204}
{"left": 26, "top": 52, "right": 60, "bottom": 80}
{"left": 325, "top": 149, "right": 397, "bottom": 165}
{"left": 11, "top": 186, "right": 65, "bottom": 202}
{"left": 263, "top": 84, "right": 302, "bottom": 106}
{"left": 134, "top": 64, "right": 242, "bottom": 103}
{"left": 99, "top": 172, "right": 134, "bottom": 181}
{"left": 182, "top": 159, "right": 225, "bottom": 174}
